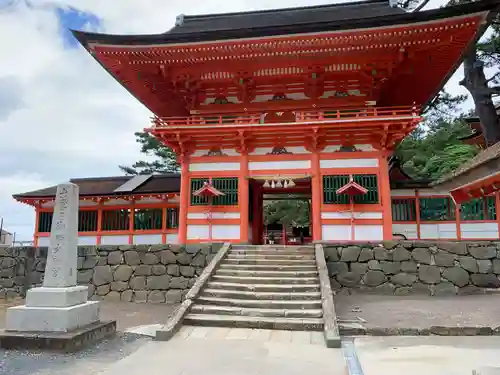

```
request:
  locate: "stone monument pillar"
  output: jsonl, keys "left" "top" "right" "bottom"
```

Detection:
{"left": 1, "top": 183, "right": 115, "bottom": 350}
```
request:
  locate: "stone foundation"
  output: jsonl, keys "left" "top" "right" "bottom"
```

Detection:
{"left": 0, "top": 244, "right": 222, "bottom": 302}
{"left": 323, "top": 241, "right": 500, "bottom": 295}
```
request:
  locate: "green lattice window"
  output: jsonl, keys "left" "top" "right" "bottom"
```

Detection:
{"left": 190, "top": 177, "right": 239, "bottom": 206}
{"left": 166, "top": 208, "right": 179, "bottom": 229}
{"left": 419, "top": 197, "right": 456, "bottom": 221}
{"left": 323, "top": 175, "right": 349, "bottom": 204}
{"left": 353, "top": 175, "right": 379, "bottom": 204}
{"left": 392, "top": 198, "right": 417, "bottom": 221}
{"left": 79, "top": 211, "right": 98, "bottom": 232}
{"left": 134, "top": 209, "right": 162, "bottom": 230}
{"left": 460, "top": 196, "right": 497, "bottom": 221}
{"left": 102, "top": 209, "right": 130, "bottom": 231}
{"left": 323, "top": 174, "right": 379, "bottom": 204}
{"left": 38, "top": 212, "right": 53, "bottom": 233}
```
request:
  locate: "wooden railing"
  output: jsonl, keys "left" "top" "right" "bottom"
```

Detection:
{"left": 150, "top": 106, "right": 420, "bottom": 129}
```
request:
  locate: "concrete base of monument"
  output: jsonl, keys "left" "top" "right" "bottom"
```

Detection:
{"left": 6, "top": 300, "right": 100, "bottom": 332}
{"left": 0, "top": 320, "right": 117, "bottom": 352}
{"left": 25, "top": 285, "right": 89, "bottom": 308}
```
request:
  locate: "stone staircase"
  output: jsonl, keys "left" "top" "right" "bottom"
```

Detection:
{"left": 183, "top": 245, "right": 324, "bottom": 331}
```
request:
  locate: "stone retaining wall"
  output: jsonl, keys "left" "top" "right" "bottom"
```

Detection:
{"left": 0, "top": 244, "right": 221, "bottom": 303}
{"left": 324, "top": 241, "right": 500, "bottom": 295}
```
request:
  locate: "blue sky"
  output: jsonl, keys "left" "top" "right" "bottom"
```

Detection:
{"left": 0, "top": 0, "right": 476, "bottom": 241}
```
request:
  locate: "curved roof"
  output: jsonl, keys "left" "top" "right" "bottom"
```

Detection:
{"left": 72, "top": 0, "right": 499, "bottom": 46}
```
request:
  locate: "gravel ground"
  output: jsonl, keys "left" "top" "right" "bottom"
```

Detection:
{"left": 0, "top": 300, "right": 180, "bottom": 375}
{"left": 334, "top": 292, "right": 500, "bottom": 328}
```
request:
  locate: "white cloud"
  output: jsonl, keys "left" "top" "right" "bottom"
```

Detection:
{"left": 0, "top": 0, "right": 485, "bottom": 240}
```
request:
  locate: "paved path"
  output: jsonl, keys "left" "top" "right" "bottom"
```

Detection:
{"left": 98, "top": 326, "right": 348, "bottom": 375}
{"left": 354, "top": 336, "right": 500, "bottom": 375}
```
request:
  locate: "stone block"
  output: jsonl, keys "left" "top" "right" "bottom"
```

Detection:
{"left": 180, "top": 266, "right": 195, "bottom": 277}
{"left": 148, "top": 290, "right": 166, "bottom": 303}
{"left": 124, "top": 251, "right": 140, "bottom": 265}
{"left": 107, "top": 251, "right": 123, "bottom": 265}
{"left": 146, "top": 275, "right": 171, "bottom": 290}
{"left": 438, "top": 242, "right": 467, "bottom": 255}
{"left": 459, "top": 256, "right": 478, "bottom": 273}
{"left": 340, "top": 246, "right": 361, "bottom": 261}
{"left": 82, "top": 256, "right": 98, "bottom": 269}
{"left": 77, "top": 270, "right": 93, "bottom": 284}
{"left": 323, "top": 247, "right": 340, "bottom": 261}
{"left": 401, "top": 260, "right": 418, "bottom": 272}
{"left": 134, "top": 265, "right": 152, "bottom": 276}
{"left": 477, "top": 259, "right": 493, "bottom": 274}
{"left": 418, "top": 265, "right": 441, "bottom": 284}
{"left": 191, "top": 254, "right": 206, "bottom": 267}
{"left": 434, "top": 251, "right": 456, "bottom": 267}
{"left": 374, "top": 247, "right": 389, "bottom": 260}
{"left": 362, "top": 270, "right": 386, "bottom": 287}
{"left": 121, "top": 290, "right": 133, "bottom": 302}
{"left": 134, "top": 290, "right": 148, "bottom": 303}
{"left": 25, "top": 286, "right": 88, "bottom": 308}
{"left": 160, "top": 250, "right": 177, "bottom": 264}
{"left": 92, "top": 266, "right": 112, "bottom": 286}
{"left": 391, "top": 272, "right": 417, "bottom": 286}
{"left": 374, "top": 282, "right": 395, "bottom": 294}
{"left": 327, "top": 262, "right": 348, "bottom": 276}
{"left": 129, "top": 276, "right": 146, "bottom": 290}
{"left": 113, "top": 265, "right": 133, "bottom": 281}
{"left": 412, "top": 248, "right": 432, "bottom": 264}
{"left": 6, "top": 301, "right": 99, "bottom": 332}
{"left": 442, "top": 267, "right": 469, "bottom": 287}
{"left": 167, "top": 264, "right": 180, "bottom": 276}
{"left": 493, "top": 259, "right": 500, "bottom": 274}
{"left": 95, "top": 284, "right": 110, "bottom": 296}
{"left": 142, "top": 253, "right": 159, "bottom": 265}
{"left": 170, "top": 277, "right": 189, "bottom": 289}
{"left": 433, "top": 282, "right": 457, "bottom": 295}
{"left": 110, "top": 281, "right": 128, "bottom": 292}
{"left": 471, "top": 274, "right": 500, "bottom": 288}
{"left": 152, "top": 265, "right": 167, "bottom": 275}
{"left": 77, "top": 256, "right": 84, "bottom": 269}
{"left": 337, "top": 272, "right": 362, "bottom": 287}
{"left": 392, "top": 247, "right": 411, "bottom": 261}
{"left": 105, "top": 291, "right": 121, "bottom": 302}
{"left": 165, "top": 289, "right": 183, "bottom": 303}
{"left": 176, "top": 252, "right": 193, "bottom": 265}
{"left": 358, "top": 248, "right": 374, "bottom": 262}
{"left": 469, "top": 246, "right": 497, "bottom": 259}
{"left": 394, "top": 287, "right": 411, "bottom": 296}
{"left": 367, "top": 259, "right": 381, "bottom": 270}
{"left": 380, "top": 261, "right": 401, "bottom": 274}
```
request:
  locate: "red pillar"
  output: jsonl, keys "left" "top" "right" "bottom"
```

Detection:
{"left": 378, "top": 154, "right": 393, "bottom": 240}
{"left": 496, "top": 191, "right": 500, "bottom": 239}
{"left": 178, "top": 158, "right": 190, "bottom": 244}
{"left": 240, "top": 153, "right": 249, "bottom": 244}
{"left": 311, "top": 150, "right": 322, "bottom": 241}
{"left": 252, "top": 182, "right": 261, "bottom": 245}
{"left": 34, "top": 205, "right": 40, "bottom": 247}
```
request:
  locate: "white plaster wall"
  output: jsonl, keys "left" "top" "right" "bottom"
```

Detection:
{"left": 188, "top": 212, "right": 240, "bottom": 219}
{"left": 166, "top": 233, "right": 179, "bottom": 244}
{"left": 460, "top": 223, "right": 499, "bottom": 239}
{"left": 103, "top": 199, "right": 129, "bottom": 206}
{"left": 212, "top": 225, "right": 240, "bottom": 240}
{"left": 321, "top": 212, "right": 382, "bottom": 219}
{"left": 392, "top": 224, "right": 418, "bottom": 240}
{"left": 187, "top": 225, "right": 210, "bottom": 240}
{"left": 391, "top": 190, "right": 417, "bottom": 197}
{"left": 189, "top": 162, "right": 240, "bottom": 172}
{"left": 248, "top": 160, "right": 311, "bottom": 170}
{"left": 320, "top": 158, "right": 379, "bottom": 168}
{"left": 354, "top": 225, "right": 383, "bottom": 241}
{"left": 420, "top": 223, "right": 457, "bottom": 239}
{"left": 250, "top": 146, "right": 311, "bottom": 155}
{"left": 322, "top": 225, "right": 351, "bottom": 241}
{"left": 321, "top": 144, "right": 376, "bottom": 153}
{"left": 133, "top": 234, "right": 162, "bottom": 244}
{"left": 100, "top": 235, "right": 130, "bottom": 245}
{"left": 38, "top": 237, "right": 50, "bottom": 247}
{"left": 77, "top": 236, "right": 98, "bottom": 245}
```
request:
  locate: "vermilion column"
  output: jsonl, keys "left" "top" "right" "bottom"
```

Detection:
{"left": 178, "top": 157, "right": 190, "bottom": 244}
{"left": 496, "top": 191, "right": 500, "bottom": 237}
{"left": 240, "top": 153, "right": 249, "bottom": 243}
{"left": 311, "top": 150, "right": 322, "bottom": 241}
{"left": 34, "top": 205, "right": 40, "bottom": 247}
{"left": 378, "top": 155, "right": 393, "bottom": 240}
{"left": 252, "top": 182, "right": 260, "bottom": 245}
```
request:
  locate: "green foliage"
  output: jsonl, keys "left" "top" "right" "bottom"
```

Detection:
{"left": 263, "top": 200, "right": 310, "bottom": 228}
{"left": 119, "top": 131, "right": 179, "bottom": 175}
{"left": 395, "top": 117, "right": 479, "bottom": 180}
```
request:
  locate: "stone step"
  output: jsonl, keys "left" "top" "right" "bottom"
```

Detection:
{"left": 195, "top": 296, "right": 323, "bottom": 309}
{"left": 230, "top": 248, "right": 315, "bottom": 255}
{"left": 231, "top": 245, "right": 314, "bottom": 251}
{"left": 211, "top": 275, "right": 319, "bottom": 285}
{"left": 215, "top": 269, "right": 318, "bottom": 277}
{"left": 219, "top": 264, "right": 317, "bottom": 271}
{"left": 191, "top": 304, "right": 323, "bottom": 318}
{"left": 184, "top": 314, "right": 323, "bottom": 331}
{"left": 201, "top": 288, "right": 322, "bottom": 300}
{"left": 223, "top": 258, "right": 317, "bottom": 266}
{"left": 226, "top": 254, "right": 316, "bottom": 261}
{"left": 206, "top": 281, "right": 320, "bottom": 293}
